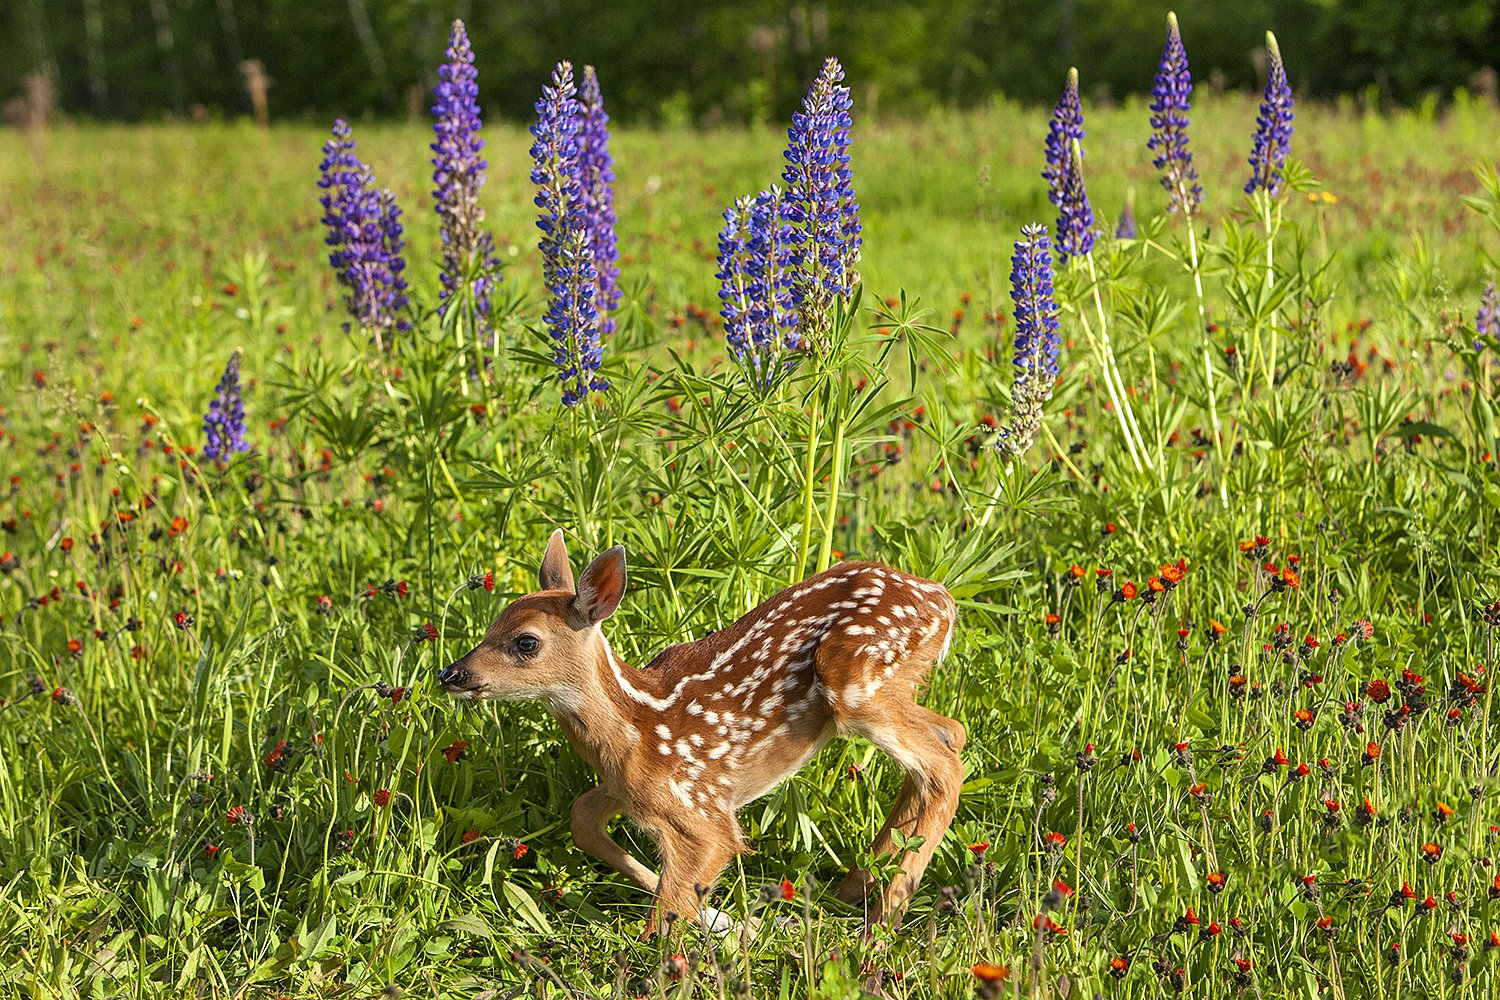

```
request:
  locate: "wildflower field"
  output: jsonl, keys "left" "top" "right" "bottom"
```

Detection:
{"left": 6, "top": 16, "right": 1500, "bottom": 999}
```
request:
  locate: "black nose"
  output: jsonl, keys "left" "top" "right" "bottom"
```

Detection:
{"left": 438, "top": 664, "right": 460, "bottom": 686}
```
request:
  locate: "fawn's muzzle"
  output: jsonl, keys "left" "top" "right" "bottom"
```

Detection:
{"left": 438, "top": 658, "right": 473, "bottom": 693}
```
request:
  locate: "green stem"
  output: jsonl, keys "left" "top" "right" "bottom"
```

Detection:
{"left": 796, "top": 396, "right": 822, "bottom": 579}
{"left": 1181, "top": 205, "right": 1226, "bottom": 504}
{"left": 1263, "top": 192, "right": 1282, "bottom": 388}
{"left": 816, "top": 404, "right": 846, "bottom": 573}
{"left": 1083, "top": 252, "right": 1153, "bottom": 471}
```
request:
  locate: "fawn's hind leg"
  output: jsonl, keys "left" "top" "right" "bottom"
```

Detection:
{"left": 834, "top": 703, "right": 966, "bottom": 927}
{"left": 570, "top": 786, "right": 658, "bottom": 891}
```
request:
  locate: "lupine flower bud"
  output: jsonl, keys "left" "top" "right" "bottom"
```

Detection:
{"left": 781, "top": 57, "right": 861, "bottom": 351}
{"left": 1056, "top": 139, "right": 1096, "bottom": 261}
{"left": 1116, "top": 189, "right": 1138, "bottom": 239}
{"left": 202, "top": 352, "right": 250, "bottom": 462}
{"left": 1245, "top": 32, "right": 1295, "bottom": 196}
{"left": 578, "top": 66, "right": 621, "bottom": 337}
{"left": 1043, "top": 70, "right": 1094, "bottom": 261}
{"left": 431, "top": 20, "right": 502, "bottom": 337}
{"left": 1148, "top": 13, "right": 1202, "bottom": 213}
{"left": 318, "top": 119, "right": 410, "bottom": 347}
{"left": 717, "top": 187, "right": 799, "bottom": 388}
{"left": 995, "top": 224, "right": 1061, "bottom": 461}
{"left": 1477, "top": 282, "right": 1498, "bottom": 350}
{"left": 531, "top": 61, "right": 608, "bottom": 406}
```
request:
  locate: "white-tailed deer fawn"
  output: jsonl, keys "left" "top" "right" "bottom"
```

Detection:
{"left": 440, "top": 530, "right": 964, "bottom": 938}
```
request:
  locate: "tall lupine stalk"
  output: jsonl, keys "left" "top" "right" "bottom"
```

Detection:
{"left": 318, "top": 119, "right": 410, "bottom": 350}
{"left": 1045, "top": 70, "right": 1146, "bottom": 469}
{"left": 1149, "top": 12, "right": 1222, "bottom": 490}
{"left": 716, "top": 187, "right": 798, "bottom": 390}
{"left": 531, "top": 61, "right": 606, "bottom": 407}
{"left": 431, "top": 19, "right": 502, "bottom": 344}
{"left": 577, "top": 66, "right": 621, "bottom": 337}
{"left": 202, "top": 352, "right": 249, "bottom": 461}
{"left": 778, "top": 57, "right": 864, "bottom": 577}
{"left": 781, "top": 56, "right": 861, "bottom": 353}
{"left": 996, "top": 225, "right": 1061, "bottom": 462}
{"left": 1245, "top": 31, "right": 1295, "bottom": 385}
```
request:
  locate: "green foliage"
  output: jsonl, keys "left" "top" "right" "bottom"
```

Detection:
{"left": 0, "top": 95, "right": 1499, "bottom": 998}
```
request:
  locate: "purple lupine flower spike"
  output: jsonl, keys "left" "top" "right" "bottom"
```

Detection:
{"left": 578, "top": 66, "right": 621, "bottom": 337}
{"left": 1056, "top": 139, "right": 1096, "bottom": 262}
{"left": 432, "top": 19, "right": 502, "bottom": 335}
{"left": 717, "top": 186, "right": 799, "bottom": 389}
{"left": 1116, "top": 189, "right": 1138, "bottom": 239}
{"left": 531, "top": 61, "right": 606, "bottom": 407}
{"left": 782, "top": 57, "right": 861, "bottom": 351}
{"left": 1245, "top": 32, "right": 1295, "bottom": 196}
{"left": 1148, "top": 12, "right": 1202, "bottom": 214}
{"left": 203, "top": 352, "right": 250, "bottom": 461}
{"left": 996, "top": 224, "right": 1061, "bottom": 460}
{"left": 1043, "top": 68, "right": 1084, "bottom": 210}
{"left": 318, "top": 119, "right": 410, "bottom": 349}
{"left": 718, "top": 197, "right": 756, "bottom": 360}
{"left": 1478, "top": 282, "right": 1498, "bottom": 350}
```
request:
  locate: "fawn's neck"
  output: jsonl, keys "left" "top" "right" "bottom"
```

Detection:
{"left": 547, "top": 631, "right": 651, "bottom": 777}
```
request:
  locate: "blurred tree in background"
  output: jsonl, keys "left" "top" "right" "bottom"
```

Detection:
{"left": 2, "top": 0, "right": 1497, "bottom": 123}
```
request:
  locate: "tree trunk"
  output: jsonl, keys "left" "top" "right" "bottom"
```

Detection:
{"left": 82, "top": 0, "right": 107, "bottom": 115}
{"left": 148, "top": 0, "right": 186, "bottom": 116}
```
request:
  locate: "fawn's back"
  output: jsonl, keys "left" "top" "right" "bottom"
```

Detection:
{"left": 611, "top": 561, "right": 957, "bottom": 815}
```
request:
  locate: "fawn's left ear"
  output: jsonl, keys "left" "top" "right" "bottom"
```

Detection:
{"left": 539, "top": 529, "right": 576, "bottom": 593}
{"left": 575, "top": 546, "right": 626, "bottom": 624}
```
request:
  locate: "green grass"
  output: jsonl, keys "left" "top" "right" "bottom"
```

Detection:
{"left": 2, "top": 91, "right": 1500, "bottom": 998}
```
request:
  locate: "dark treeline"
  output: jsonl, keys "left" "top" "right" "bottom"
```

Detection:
{"left": 3, "top": 0, "right": 1498, "bottom": 124}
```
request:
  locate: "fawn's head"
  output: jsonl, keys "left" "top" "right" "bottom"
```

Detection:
{"left": 439, "top": 530, "right": 626, "bottom": 704}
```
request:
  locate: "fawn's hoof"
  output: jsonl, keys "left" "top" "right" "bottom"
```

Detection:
{"left": 833, "top": 868, "right": 876, "bottom": 904}
{"left": 699, "top": 907, "right": 736, "bottom": 935}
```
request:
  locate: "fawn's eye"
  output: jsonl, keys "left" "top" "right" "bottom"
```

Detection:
{"left": 515, "top": 633, "right": 540, "bottom": 655}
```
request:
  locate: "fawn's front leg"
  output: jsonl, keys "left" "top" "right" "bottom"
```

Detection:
{"left": 641, "top": 812, "right": 742, "bottom": 940}
{"left": 570, "top": 786, "right": 658, "bottom": 892}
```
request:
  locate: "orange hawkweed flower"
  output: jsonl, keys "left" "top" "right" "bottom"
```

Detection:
{"left": 972, "top": 963, "right": 1011, "bottom": 982}
{"left": 442, "top": 740, "right": 469, "bottom": 764}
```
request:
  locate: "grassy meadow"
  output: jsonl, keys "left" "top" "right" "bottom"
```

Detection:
{"left": 3, "top": 88, "right": 1500, "bottom": 999}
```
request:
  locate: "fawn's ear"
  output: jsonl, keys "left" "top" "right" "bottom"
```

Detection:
{"left": 539, "top": 529, "right": 576, "bottom": 593}
{"left": 574, "top": 546, "right": 626, "bottom": 624}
